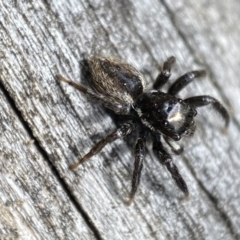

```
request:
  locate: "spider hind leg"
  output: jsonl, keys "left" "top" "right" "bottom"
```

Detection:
{"left": 127, "top": 134, "right": 145, "bottom": 205}
{"left": 70, "top": 123, "right": 133, "bottom": 170}
{"left": 153, "top": 56, "right": 176, "bottom": 90}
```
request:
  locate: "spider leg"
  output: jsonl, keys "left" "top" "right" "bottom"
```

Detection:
{"left": 153, "top": 56, "right": 176, "bottom": 90}
{"left": 168, "top": 70, "right": 206, "bottom": 95}
{"left": 56, "top": 75, "right": 131, "bottom": 115}
{"left": 128, "top": 133, "right": 145, "bottom": 204}
{"left": 152, "top": 134, "right": 189, "bottom": 196}
{"left": 163, "top": 136, "right": 184, "bottom": 155}
{"left": 184, "top": 95, "right": 230, "bottom": 128}
{"left": 70, "top": 123, "right": 133, "bottom": 170}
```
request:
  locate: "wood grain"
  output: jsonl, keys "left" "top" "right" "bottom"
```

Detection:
{"left": 0, "top": 0, "right": 240, "bottom": 239}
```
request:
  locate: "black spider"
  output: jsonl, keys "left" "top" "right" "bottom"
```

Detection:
{"left": 57, "top": 56, "right": 229, "bottom": 204}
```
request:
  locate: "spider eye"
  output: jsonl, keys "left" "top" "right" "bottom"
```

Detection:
{"left": 162, "top": 120, "right": 168, "bottom": 126}
{"left": 167, "top": 105, "right": 173, "bottom": 112}
{"left": 173, "top": 134, "right": 181, "bottom": 141}
{"left": 164, "top": 103, "right": 174, "bottom": 114}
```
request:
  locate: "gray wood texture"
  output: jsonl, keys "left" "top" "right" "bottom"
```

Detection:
{"left": 0, "top": 0, "right": 240, "bottom": 239}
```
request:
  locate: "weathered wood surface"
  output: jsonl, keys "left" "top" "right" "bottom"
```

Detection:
{"left": 0, "top": 0, "right": 240, "bottom": 239}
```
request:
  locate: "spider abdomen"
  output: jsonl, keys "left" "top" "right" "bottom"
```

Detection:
{"left": 88, "top": 57, "right": 146, "bottom": 105}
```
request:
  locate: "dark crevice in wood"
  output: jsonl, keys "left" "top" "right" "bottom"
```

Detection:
{"left": 182, "top": 155, "right": 239, "bottom": 240}
{"left": 0, "top": 79, "right": 102, "bottom": 240}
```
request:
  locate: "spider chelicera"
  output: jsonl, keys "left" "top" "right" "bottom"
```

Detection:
{"left": 57, "top": 56, "right": 229, "bottom": 204}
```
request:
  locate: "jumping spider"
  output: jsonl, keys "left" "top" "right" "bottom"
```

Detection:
{"left": 57, "top": 56, "right": 229, "bottom": 204}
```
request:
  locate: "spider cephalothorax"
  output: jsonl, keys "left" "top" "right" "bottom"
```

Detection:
{"left": 134, "top": 91, "right": 197, "bottom": 141}
{"left": 57, "top": 56, "right": 229, "bottom": 204}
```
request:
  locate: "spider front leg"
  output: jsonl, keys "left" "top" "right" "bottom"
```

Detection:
{"left": 168, "top": 70, "right": 206, "bottom": 95}
{"left": 56, "top": 75, "right": 131, "bottom": 115}
{"left": 184, "top": 95, "right": 230, "bottom": 128}
{"left": 152, "top": 134, "right": 189, "bottom": 196}
{"left": 153, "top": 56, "right": 176, "bottom": 90}
{"left": 128, "top": 133, "right": 145, "bottom": 205}
{"left": 70, "top": 123, "right": 133, "bottom": 170}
